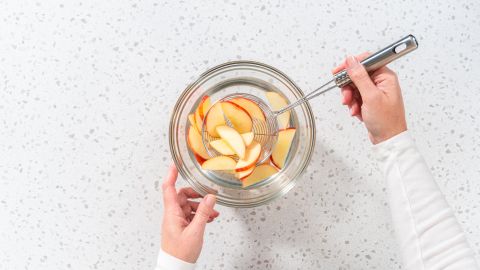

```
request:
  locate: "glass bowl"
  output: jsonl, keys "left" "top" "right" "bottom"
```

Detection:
{"left": 169, "top": 61, "right": 315, "bottom": 207}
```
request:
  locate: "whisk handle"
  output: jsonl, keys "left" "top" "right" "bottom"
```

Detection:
{"left": 334, "top": 34, "right": 418, "bottom": 88}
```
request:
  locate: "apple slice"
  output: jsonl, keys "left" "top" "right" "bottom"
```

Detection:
{"left": 209, "top": 139, "right": 235, "bottom": 156}
{"left": 241, "top": 132, "right": 254, "bottom": 146}
{"left": 235, "top": 166, "right": 255, "bottom": 179}
{"left": 205, "top": 103, "right": 226, "bottom": 137}
{"left": 194, "top": 110, "right": 204, "bottom": 134}
{"left": 197, "top": 96, "right": 211, "bottom": 119}
{"left": 271, "top": 128, "right": 296, "bottom": 169}
{"left": 230, "top": 97, "right": 266, "bottom": 122}
{"left": 192, "top": 96, "right": 211, "bottom": 133}
{"left": 201, "top": 156, "right": 236, "bottom": 171}
{"left": 187, "top": 126, "right": 210, "bottom": 160}
{"left": 235, "top": 141, "right": 261, "bottom": 172}
{"left": 265, "top": 92, "right": 290, "bottom": 129}
{"left": 242, "top": 164, "right": 278, "bottom": 188}
{"left": 216, "top": 125, "right": 246, "bottom": 159}
{"left": 188, "top": 113, "right": 197, "bottom": 129}
{"left": 221, "top": 101, "right": 253, "bottom": 133}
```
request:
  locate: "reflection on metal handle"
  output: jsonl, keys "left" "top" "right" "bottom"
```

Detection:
{"left": 334, "top": 34, "right": 418, "bottom": 87}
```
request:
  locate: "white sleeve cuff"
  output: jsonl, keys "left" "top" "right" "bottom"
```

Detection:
{"left": 371, "top": 130, "right": 414, "bottom": 162}
{"left": 155, "top": 249, "right": 196, "bottom": 270}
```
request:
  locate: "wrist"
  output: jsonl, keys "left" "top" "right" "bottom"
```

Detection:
{"left": 162, "top": 244, "right": 197, "bottom": 264}
{"left": 370, "top": 126, "right": 407, "bottom": 145}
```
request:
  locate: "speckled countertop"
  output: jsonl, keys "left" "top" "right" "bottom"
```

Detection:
{"left": 1, "top": 1, "right": 479, "bottom": 269}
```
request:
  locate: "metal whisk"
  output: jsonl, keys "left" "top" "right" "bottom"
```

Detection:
{"left": 201, "top": 35, "right": 418, "bottom": 164}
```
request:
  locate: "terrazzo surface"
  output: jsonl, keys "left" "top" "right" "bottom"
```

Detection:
{"left": 1, "top": 0, "right": 480, "bottom": 269}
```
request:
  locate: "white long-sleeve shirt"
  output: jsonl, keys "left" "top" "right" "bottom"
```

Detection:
{"left": 156, "top": 131, "right": 478, "bottom": 270}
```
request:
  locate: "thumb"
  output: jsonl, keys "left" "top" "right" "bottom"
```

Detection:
{"left": 189, "top": 194, "right": 216, "bottom": 234}
{"left": 345, "top": 55, "right": 377, "bottom": 101}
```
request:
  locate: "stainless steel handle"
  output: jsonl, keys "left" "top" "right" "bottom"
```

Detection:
{"left": 334, "top": 34, "right": 418, "bottom": 87}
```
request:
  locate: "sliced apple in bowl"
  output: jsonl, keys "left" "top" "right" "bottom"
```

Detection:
{"left": 194, "top": 96, "right": 211, "bottom": 133}
{"left": 230, "top": 97, "right": 266, "bottom": 122}
{"left": 235, "top": 166, "right": 255, "bottom": 179}
{"left": 265, "top": 91, "right": 290, "bottom": 129}
{"left": 194, "top": 110, "right": 203, "bottom": 134}
{"left": 240, "top": 132, "right": 254, "bottom": 146}
{"left": 188, "top": 113, "right": 197, "bottom": 131}
{"left": 271, "top": 128, "right": 296, "bottom": 169}
{"left": 242, "top": 164, "right": 278, "bottom": 188}
{"left": 216, "top": 125, "right": 246, "bottom": 159}
{"left": 221, "top": 101, "right": 253, "bottom": 134}
{"left": 235, "top": 141, "right": 261, "bottom": 172}
{"left": 188, "top": 95, "right": 297, "bottom": 189}
{"left": 187, "top": 126, "right": 210, "bottom": 160}
{"left": 205, "top": 103, "right": 226, "bottom": 137}
{"left": 198, "top": 96, "right": 212, "bottom": 118}
{"left": 209, "top": 139, "right": 235, "bottom": 156}
{"left": 201, "top": 156, "right": 237, "bottom": 171}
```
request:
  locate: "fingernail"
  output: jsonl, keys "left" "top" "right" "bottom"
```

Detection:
{"left": 350, "top": 107, "right": 355, "bottom": 115}
{"left": 346, "top": 55, "right": 359, "bottom": 70}
{"left": 204, "top": 195, "right": 216, "bottom": 207}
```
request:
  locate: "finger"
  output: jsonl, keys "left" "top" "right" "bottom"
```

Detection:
{"left": 189, "top": 201, "right": 220, "bottom": 217}
{"left": 371, "top": 65, "right": 395, "bottom": 79}
{"left": 177, "top": 187, "right": 201, "bottom": 207}
{"left": 189, "top": 201, "right": 200, "bottom": 211}
{"left": 188, "top": 195, "right": 217, "bottom": 234}
{"left": 178, "top": 187, "right": 202, "bottom": 199}
{"left": 177, "top": 191, "right": 187, "bottom": 206}
{"left": 345, "top": 55, "right": 377, "bottom": 101}
{"left": 352, "top": 87, "right": 362, "bottom": 100}
{"left": 356, "top": 52, "right": 371, "bottom": 61}
{"left": 182, "top": 204, "right": 191, "bottom": 218}
{"left": 341, "top": 86, "right": 354, "bottom": 105}
{"left": 351, "top": 90, "right": 363, "bottom": 114}
{"left": 188, "top": 213, "right": 217, "bottom": 222}
{"left": 189, "top": 213, "right": 218, "bottom": 223}
{"left": 371, "top": 66, "right": 400, "bottom": 94}
{"left": 331, "top": 52, "right": 371, "bottom": 74}
{"left": 162, "top": 164, "right": 179, "bottom": 211}
{"left": 350, "top": 101, "right": 361, "bottom": 116}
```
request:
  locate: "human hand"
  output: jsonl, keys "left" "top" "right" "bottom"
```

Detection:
{"left": 332, "top": 53, "right": 407, "bottom": 144}
{"left": 161, "top": 164, "right": 219, "bottom": 263}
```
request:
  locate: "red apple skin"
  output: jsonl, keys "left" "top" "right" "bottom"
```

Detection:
{"left": 270, "top": 155, "right": 280, "bottom": 170}
{"left": 224, "top": 100, "right": 251, "bottom": 117}
{"left": 235, "top": 162, "right": 258, "bottom": 172}
{"left": 223, "top": 101, "right": 254, "bottom": 132}
{"left": 235, "top": 152, "right": 260, "bottom": 171}
{"left": 230, "top": 97, "right": 267, "bottom": 121}
{"left": 197, "top": 95, "right": 210, "bottom": 119}
{"left": 194, "top": 154, "right": 206, "bottom": 165}
{"left": 221, "top": 100, "right": 253, "bottom": 133}
{"left": 187, "top": 126, "right": 210, "bottom": 160}
{"left": 234, "top": 141, "right": 261, "bottom": 172}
